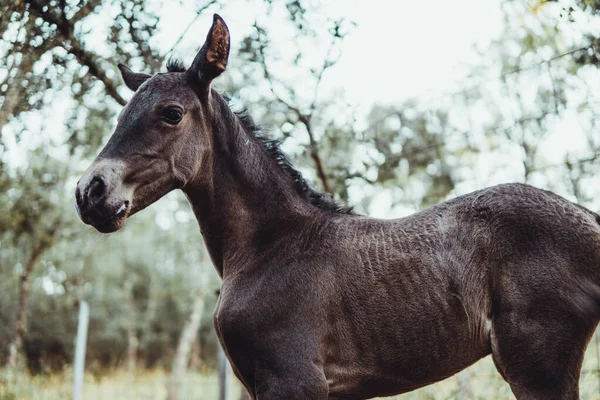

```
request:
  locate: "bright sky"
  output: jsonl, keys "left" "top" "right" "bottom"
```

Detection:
{"left": 326, "top": 0, "right": 504, "bottom": 105}
{"left": 153, "top": 0, "right": 504, "bottom": 107}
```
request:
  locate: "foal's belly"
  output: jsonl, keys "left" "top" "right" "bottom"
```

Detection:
{"left": 324, "top": 293, "right": 492, "bottom": 398}
{"left": 325, "top": 349, "right": 489, "bottom": 400}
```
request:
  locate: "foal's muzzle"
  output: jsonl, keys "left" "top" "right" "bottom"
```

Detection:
{"left": 76, "top": 160, "right": 130, "bottom": 233}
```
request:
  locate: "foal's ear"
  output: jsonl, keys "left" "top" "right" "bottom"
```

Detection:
{"left": 118, "top": 64, "right": 152, "bottom": 91}
{"left": 187, "top": 14, "right": 230, "bottom": 85}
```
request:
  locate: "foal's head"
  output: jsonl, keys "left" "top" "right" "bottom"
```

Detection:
{"left": 75, "top": 15, "right": 230, "bottom": 233}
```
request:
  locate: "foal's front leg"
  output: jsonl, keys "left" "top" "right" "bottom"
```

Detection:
{"left": 217, "top": 278, "right": 329, "bottom": 399}
{"left": 223, "top": 326, "right": 329, "bottom": 399}
{"left": 252, "top": 353, "right": 329, "bottom": 400}
{"left": 218, "top": 321, "right": 329, "bottom": 398}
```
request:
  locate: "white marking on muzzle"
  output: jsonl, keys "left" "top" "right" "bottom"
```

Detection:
{"left": 116, "top": 203, "right": 127, "bottom": 216}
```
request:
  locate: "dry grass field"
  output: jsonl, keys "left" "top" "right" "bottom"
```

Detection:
{"left": 1, "top": 350, "right": 600, "bottom": 400}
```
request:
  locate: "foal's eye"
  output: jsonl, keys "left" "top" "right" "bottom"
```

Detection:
{"left": 162, "top": 108, "right": 183, "bottom": 125}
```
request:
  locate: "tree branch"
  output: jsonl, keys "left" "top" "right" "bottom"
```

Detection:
{"left": 309, "top": 22, "right": 343, "bottom": 113}
{"left": 0, "top": 31, "right": 60, "bottom": 137}
{"left": 71, "top": 0, "right": 103, "bottom": 23}
{"left": 27, "top": 0, "right": 127, "bottom": 106}
{"left": 253, "top": 22, "right": 333, "bottom": 194}
{"left": 66, "top": 37, "right": 127, "bottom": 105}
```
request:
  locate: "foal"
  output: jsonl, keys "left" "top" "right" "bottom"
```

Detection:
{"left": 76, "top": 14, "right": 600, "bottom": 399}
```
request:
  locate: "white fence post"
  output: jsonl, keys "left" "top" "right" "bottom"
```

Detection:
{"left": 218, "top": 348, "right": 230, "bottom": 400}
{"left": 72, "top": 301, "right": 89, "bottom": 400}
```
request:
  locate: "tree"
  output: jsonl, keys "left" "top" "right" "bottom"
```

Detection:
{"left": 0, "top": 148, "right": 73, "bottom": 374}
{"left": 167, "top": 286, "right": 206, "bottom": 400}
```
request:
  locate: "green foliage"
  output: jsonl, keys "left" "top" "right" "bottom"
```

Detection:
{"left": 0, "top": 149, "right": 70, "bottom": 248}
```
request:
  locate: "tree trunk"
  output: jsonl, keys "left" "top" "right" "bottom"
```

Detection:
{"left": 124, "top": 280, "right": 138, "bottom": 376}
{"left": 7, "top": 246, "right": 44, "bottom": 375}
{"left": 0, "top": 81, "right": 23, "bottom": 138}
{"left": 166, "top": 291, "right": 205, "bottom": 400}
{"left": 126, "top": 323, "right": 138, "bottom": 376}
{"left": 189, "top": 339, "right": 200, "bottom": 371}
{"left": 139, "top": 279, "right": 158, "bottom": 368}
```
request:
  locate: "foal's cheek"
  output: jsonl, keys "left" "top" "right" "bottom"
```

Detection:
{"left": 174, "top": 140, "right": 203, "bottom": 184}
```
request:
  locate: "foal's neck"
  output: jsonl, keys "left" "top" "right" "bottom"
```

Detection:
{"left": 183, "top": 94, "right": 314, "bottom": 277}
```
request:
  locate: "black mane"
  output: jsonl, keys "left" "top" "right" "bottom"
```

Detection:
{"left": 227, "top": 98, "right": 353, "bottom": 215}
{"left": 166, "top": 58, "right": 186, "bottom": 73}
{"left": 161, "top": 58, "right": 351, "bottom": 213}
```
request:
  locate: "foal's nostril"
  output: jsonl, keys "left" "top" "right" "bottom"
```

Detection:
{"left": 88, "top": 176, "right": 107, "bottom": 205}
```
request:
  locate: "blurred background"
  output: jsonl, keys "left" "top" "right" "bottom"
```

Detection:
{"left": 2, "top": 0, "right": 600, "bottom": 399}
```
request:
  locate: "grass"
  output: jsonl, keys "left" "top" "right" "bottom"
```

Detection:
{"left": 0, "top": 367, "right": 243, "bottom": 400}
{"left": 1, "top": 346, "right": 600, "bottom": 400}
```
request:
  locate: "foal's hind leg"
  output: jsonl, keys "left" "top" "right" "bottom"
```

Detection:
{"left": 490, "top": 301, "right": 595, "bottom": 399}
